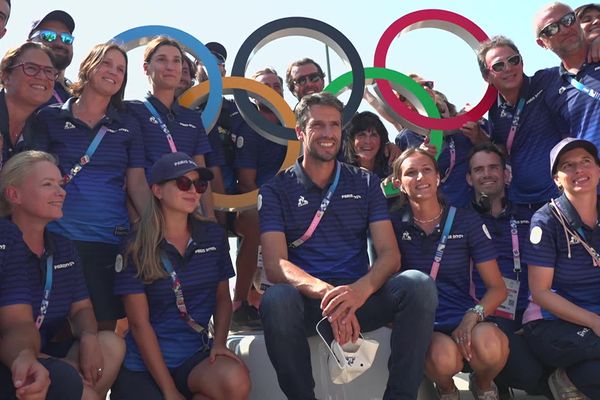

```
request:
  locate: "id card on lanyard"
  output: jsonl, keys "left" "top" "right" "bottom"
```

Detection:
{"left": 144, "top": 100, "right": 178, "bottom": 153}
{"left": 494, "top": 216, "right": 521, "bottom": 320}
{"left": 35, "top": 255, "right": 53, "bottom": 329}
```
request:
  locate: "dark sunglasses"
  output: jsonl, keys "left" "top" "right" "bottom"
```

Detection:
{"left": 173, "top": 176, "right": 208, "bottom": 194}
{"left": 538, "top": 12, "right": 576, "bottom": 38}
{"left": 489, "top": 54, "right": 522, "bottom": 73}
{"left": 421, "top": 80, "right": 434, "bottom": 89}
{"left": 9, "top": 62, "right": 58, "bottom": 80}
{"left": 293, "top": 72, "right": 323, "bottom": 86}
{"left": 31, "top": 29, "right": 75, "bottom": 45}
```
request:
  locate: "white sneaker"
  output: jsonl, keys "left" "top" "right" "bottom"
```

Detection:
{"left": 469, "top": 373, "right": 499, "bottom": 400}
{"left": 548, "top": 368, "right": 589, "bottom": 400}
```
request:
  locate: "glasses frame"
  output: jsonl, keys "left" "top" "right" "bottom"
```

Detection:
{"left": 538, "top": 12, "right": 576, "bottom": 38}
{"left": 31, "top": 29, "right": 75, "bottom": 45}
{"left": 173, "top": 175, "right": 208, "bottom": 194}
{"left": 293, "top": 72, "right": 323, "bottom": 86}
{"left": 489, "top": 54, "right": 522, "bottom": 73}
{"left": 9, "top": 62, "right": 59, "bottom": 80}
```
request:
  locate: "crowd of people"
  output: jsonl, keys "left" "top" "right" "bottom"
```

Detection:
{"left": 2, "top": 1, "right": 600, "bottom": 400}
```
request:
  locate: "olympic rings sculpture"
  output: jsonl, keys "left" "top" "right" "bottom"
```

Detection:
{"left": 111, "top": 9, "right": 495, "bottom": 210}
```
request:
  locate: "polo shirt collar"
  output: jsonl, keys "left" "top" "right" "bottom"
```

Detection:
{"left": 497, "top": 74, "right": 531, "bottom": 108}
{"left": 399, "top": 202, "right": 449, "bottom": 232}
{"left": 145, "top": 93, "right": 183, "bottom": 117}
{"left": 292, "top": 157, "right": 340, "bottom": 191}
{"left": 553, "top": 193, "right": 600, "bottom": 231}
{"left": 59, "top": 97, "right": 121, "bottom": 124}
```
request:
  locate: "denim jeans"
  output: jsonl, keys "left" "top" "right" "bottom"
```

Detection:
{"left": 260, "top": 269, "right": 437, "bottom": 400}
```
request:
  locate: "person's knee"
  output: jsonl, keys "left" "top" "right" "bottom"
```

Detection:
{"left": 427, "top": 338, "right": 463, "bottom": 376}
{"left": 471, "top": 323, "right": 509, "bottom": 366}
{"left": 218, "top": 363, "right": 251, "bottom": 399}
{"left": 98, "top": 330, "right": 126, "bottom": 364}
{"left": 391, "top": 269, "right": 438, "bottom": 311}
{"left": 260, "top": 284, "right": 301, "bottom": 316}
{"left": 42, "top": 358, "right": 83, "bottom": 400}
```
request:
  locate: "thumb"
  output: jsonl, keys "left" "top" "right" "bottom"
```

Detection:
{"left": 12, "top": 361, "right": 28, "bottom": 389}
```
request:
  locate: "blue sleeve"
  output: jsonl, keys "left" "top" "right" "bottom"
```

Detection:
{"left": 66, "top": 240, "right": 89, "bottom": 303}
{"left": 193, "top": 115, "right": 212, "bottom": 157}
{"left": 218, "top": 229, "right": 235, "bottom": 281}
{"left": 234, "top": 122, "right": 259, "bottom": 170}
{"left": 366, "top": 171, "right": 390, "bottom": 223}
{"left": 114, "top": 256, "right": 146, "bottom": 295}
{"left": 258, "top": 178, "right": 285, "bottom": 234}
{"left": 0, "top": 224, "right": 32, "bottom": 307}
{"left": 521, "top": 209, "right": 557, "bottom": 268}
{"left": 205, "top": 127, "right": 226, "bottom": 168}
{"left": 124, "top": 113, "right": 146, "bottom": 169}
{"left": 466, "top": 210, "right": 497, "bottom": 264}
{"left": 27, "top": 109, "right": 51, "bottom": 152}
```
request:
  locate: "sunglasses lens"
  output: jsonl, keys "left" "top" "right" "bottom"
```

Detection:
{"left": 193, "top": 180, "right": 208, "bottom": 193}
{"left": 60, "top": 33, "right": 74, "bottom": 45}
{"left": 175, "top": 176, "right": 193, "bottom": 191}
{"left": 40, "top": 30, "right": 57, "bottom": 42}
{"left": 491, "top": 61, "right": 505, "bottom": 72}
{"left": 508, "top": 54, "right": 521, "bottom": 66}
{"left": 562, "top": 13, "right": 576, "bottom": 27}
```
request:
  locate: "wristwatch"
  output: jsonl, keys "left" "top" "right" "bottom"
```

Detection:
{"left": 467, "top": 304, "right": 485, "bottom": 322}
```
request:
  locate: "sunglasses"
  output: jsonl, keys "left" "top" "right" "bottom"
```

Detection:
{"left": 421, "top": 80, "right": 434, "bottom": 89}
{"left": 489, "top": 54, "right": 522, "bottom": 73}
{"left": 173, "top": 176, "right": 208, "bottom": 194}
{"left": 293, "top": 72, "right": 323, "bottom": 86}
{"left": 9, "top": 62, "right": 58, "bottom": 80}
{"left": 538, "top": 12, "right": 576, "bottom": 38}
{"left": 31, "top": 29, "right": 75, "bottom": 45}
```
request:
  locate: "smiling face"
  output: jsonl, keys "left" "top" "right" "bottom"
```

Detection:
{"left": 290, "top": 63, "right": 324, "bottom": 100}
{"left": 31, "top": 20, "right": 73, "bottom": 71}
{"left": 144, "top": 44, "right": 182, "bottom": 91}
{"left": 2, "top": 47, "right": 55, "bottom": 107}
{"left": 297, "top": 104, "right": 342, "bottom": 164}
{"left": 580, "top": 7, "right": 600, "bottom": 42}
{"left": 554, "top": 147, "right": 600, "bottom": 195}
{"left": 535, "top": 4, "right": 585, "bottom": 58}
{"left": 398, "top": 152, "right": 440, "bottom": 202}
{"left": 353, "top": 128, "right": 381, "bottom": 167}
{"left": 87, "top": 48, "right": 126, "bottom": 97}
{"left": 153, "top": 170, "right": 201, "bottom": 215}
{"left": 467, "top": 150, "right": 508, "bottom": 198}
{"left": 484, "top": 45, "right": 524, "bottom": 94}
{"left": 8, "top": 161, "right": 65, "bottom": 222}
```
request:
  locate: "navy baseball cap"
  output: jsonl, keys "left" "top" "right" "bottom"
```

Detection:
{"left": 550, "top": 137, "right": 600, "bottom": 174}
{"left": 575, "top": 3, "right": 600, "bottom": 19}
{"left": 29, "top": 10, "right": 75, "bottom": 37}
{"left": 149, "top": 152, "right": 213, "bottom": 185}
{"left": 206, "top": 42, "right": 226, "bottom": 64}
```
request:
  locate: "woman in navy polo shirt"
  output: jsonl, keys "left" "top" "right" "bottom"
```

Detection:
{"left": 0, "top": 150, "right": 125, "bottom": 399}
{"left": 344, "top": 111, "right": 391, "bottom": 179}
{"left": 111, "top": 152, "right": 250, "bottom": 400}
{"left": 127, "top": 36, "right": 215, "bottom": 220}
{"left": 389, "top": 147, "right": 508, "bottom": 399}
{"left": 28, "top": 43, "right": 150, "bottom": 331}
{"left": 522, "top": 138, "right": 600, "bottom": 399}
{"left": 0, "top": 42, "right": 56, "bottom": 167}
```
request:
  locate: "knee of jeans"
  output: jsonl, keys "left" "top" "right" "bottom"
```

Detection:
{"left": 45, "top": 360, "right": 83, "bottom": 400}
{"left": 391, "top": 269, "right": 438, "bottom": 311}
{"left": 260, "top": 284, "right": 303, "bottom": 322}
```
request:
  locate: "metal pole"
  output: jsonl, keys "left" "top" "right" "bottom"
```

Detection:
{"left": 325, "top": 44, "right": 332, "bottom": 85}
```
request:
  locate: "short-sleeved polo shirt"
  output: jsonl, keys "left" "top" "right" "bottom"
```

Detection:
{"left": 0, "top": 219, "right": 31, "bottom": 308}
{"left": 390, "top": 205, "right": 497, "bottom": 329}
{"left": 259, "top": 159, "right": 389, "bottom": 282}
{"left": 28, "top": 98, "right": 145, "bottom": 244}
{"left": 127, "top": 95, "right": 211, "bottom": 178}
{"left": 522, "top": 194, "right": 600, "bottom": 323}
{"left": 115, "top": 219, "right": 234, "bottom": 370}
{"left": 489, "top": 71, "right": 566, "bottom": 204}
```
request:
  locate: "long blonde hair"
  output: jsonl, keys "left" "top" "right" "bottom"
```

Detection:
{"left": 125, "top": 188, "right": 205, "bottom": 283}
{"left": 0, "top": 151, "right": 57, "bottom": 217}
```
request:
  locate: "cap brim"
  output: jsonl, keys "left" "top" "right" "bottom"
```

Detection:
{"left": 552, "top": 139, "right": 600, "bottom": 174}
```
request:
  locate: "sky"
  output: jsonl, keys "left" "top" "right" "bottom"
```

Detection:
{"left": 0, "top": 0, "right": 585, "bottom": 140}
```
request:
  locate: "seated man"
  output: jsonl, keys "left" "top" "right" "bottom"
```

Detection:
{"left": 258, "top": 92, "right": 437, "bottom": 400}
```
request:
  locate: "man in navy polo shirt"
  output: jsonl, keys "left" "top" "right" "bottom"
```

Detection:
{"left": 466, "top": 143, "right": 550, "bottom": 397}
{"left": 258, "top": 92, "right": 437, "bottom": 400}
{"left": 477, "top": 36, "right": 566, "bottom": 211}
{"left": 27, "top": 10, "right": 75, "bottom": 105}
{"left": 534, "top": 3, "right": 600, "bottom": 149}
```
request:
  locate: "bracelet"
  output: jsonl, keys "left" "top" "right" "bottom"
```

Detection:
{"left": 466, "top": 304, "right": 485, "bottom": 322}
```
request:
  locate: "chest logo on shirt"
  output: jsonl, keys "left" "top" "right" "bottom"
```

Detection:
{"left": 53, "top": 261, "right": 75, "bottom": 270}
{"left": 149, "top": 116, "right": 158, "bottom": 125}
{"left": 0, "top": 244, "right": 6, "bottom": 250}
{"left": 297, "top": 196, "right": 308, "bottom": 207}
{"left": 195, "top": 246, "right": 217, "bottom": 254}
{"left": 236, "top": 136, "right": 244, "bottom": 149}
{"left": 448, "top": 234, "right": 464, "bottom": 240}
{"left": 106, "top": 128, "right": 130, "bottom": 135}
{"left": 526, "top": 89, "right": 543, "bottom": 105}
{"left": 341, "top": 193, "right": 362, "bottom": 200}
{"left": 401, "top": 231, "right": 412, "bottom": 241}
{"left": 558, "top": 86, "right": 567, "bottom": 95}
{"left": 179, "top": 122, "right": 197, "bottom": 129}
{"left": 64, "top": 121, "right": 76, "bottom": 130}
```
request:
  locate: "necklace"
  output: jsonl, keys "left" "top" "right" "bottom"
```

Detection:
{"left": 414, "top": 208, "right": 443, "bottom": 224}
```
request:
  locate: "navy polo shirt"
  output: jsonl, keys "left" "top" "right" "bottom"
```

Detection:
{"left": 489, "top": 72, "right": 566, "bottom": 204}
{"left": 543, "top": 63, "right": 600, "bottom": 146}
{"left": 126, "top": 95, "right": 211, "bottom": 178}
{"left": 28, "top": 98, "right": 145, "bottom": 244}
{"left": 395, "top": 129, "right": 473, "bottom": 208}
{"left": 471, "top": 202, "right": 531, "bottom": 313}
{"left": 0, "top": 219, "right": 30, "bottom": 307}
{"left": 114, "top": 219, "right": 234, "bottom": 371}
{"left": 0, "top": 220, "right": 88, "bottom": 349}
{"left": 390, "top": 205, "right": 497, "bottom": 330}
{"left": 0, "top": 90, "right": 32, "bottom": 165}
{"left": 259, "top": 159, "right": 389, "bottom": 281}
{"left": 522, "top": 194, "right": 600, "bottom": 323}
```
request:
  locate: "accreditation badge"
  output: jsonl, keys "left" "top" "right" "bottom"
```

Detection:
{"left": 493, "top": 277, "right": 520, "bottom": 320}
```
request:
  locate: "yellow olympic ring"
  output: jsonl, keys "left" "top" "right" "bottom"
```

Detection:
{"left": 179, "top": 77, "right": 301, "bottom": 212}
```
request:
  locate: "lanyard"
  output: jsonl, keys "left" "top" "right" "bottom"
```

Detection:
{"left": 160, "top": 255, "right": 209, "bottom": 345}
{"left": 290, "top": 162, "right": 341, "bottom": 248}
{"left": 35, "top": 255, "right": 53, "bottom": 329}
{"left": 568, "top": 76, "right": 600, "bottom": 102}
{"left": 62, "top": 126, "right": 108, "bottom": 185}
{"left": 52, "top": 90, "right": 63, "bottom": 104}
{"left": 505, "top": 98, "right": 526, "bottom": 156}
{"left": 440, "top": 138, "right": 455, "bottom": 184}
{"left": 509, "top": 216, "right": 522, "bottom": 276}
{"left": 143, "top": 100, "right": 177, "bottom": 153}
{"left": 430, "top": 206, "right": 457, "bottom": 280}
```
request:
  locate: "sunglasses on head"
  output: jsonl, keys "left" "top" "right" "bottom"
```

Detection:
{"left": 538, "top": 12, "right": 576, "bottom": 38}
{"left": 31, "top": 29, "right": 75, "bottom": 45}
{"left": 9, "top": 62, "right": 58, "bottom": 80}
{"left": 293, "top": 72, "right": 323, "bottom": 86}
{"left": 173, "top": 176, "right": 208, "bottom": 194}
{"left": 489, "top": 54, "right": 522, "bottom": 73}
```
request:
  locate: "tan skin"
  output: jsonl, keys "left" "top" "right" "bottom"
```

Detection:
{"left": 6, "top": 161, "right": 124, "bottom": 399}
{"left": 124, "top": 171, "right": 250, "bottom": 400}
{"left": 261, "top": 104, "right": 400, "bottom": 345}
{"left": 396, "top": 152, "right": 508, "bottom": 393}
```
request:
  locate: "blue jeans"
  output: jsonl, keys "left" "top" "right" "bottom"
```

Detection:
{"left": 260, "top": 269, "right": 437, "bottom": 400}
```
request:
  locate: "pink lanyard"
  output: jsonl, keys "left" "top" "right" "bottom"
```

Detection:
{"left": 509, "top": 216, "right": 521, "bottom": 277}
{"left": 440, "top": 138, "right": 455, "bottom": 184}
{"left": 505, "top": 98, "right": 526, "bottom": 156}
{"left": 144, "top": 100, "right": 178, "bottom": 153}
{"left": 52, "top": 90, "right": 63, "bottom": 104}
